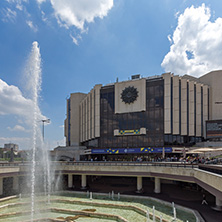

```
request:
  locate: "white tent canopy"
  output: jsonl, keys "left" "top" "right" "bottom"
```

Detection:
{"left": 191, "top": 148, "right": 215, "bottom": 152}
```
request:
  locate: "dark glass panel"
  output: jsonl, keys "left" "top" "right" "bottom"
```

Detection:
{"left": 98, "top": 79, "right": 164, "bottom": 148}
{"left": 123, "top": 136, "right": 127, "bottom": 147}
{"left": 148, "top": 86, "right": 154, "bottom": 96}
{"left": 155, "top": 85, "right": 160, "bottom": 96}
{"left": 127, "top": 136, "right": 133, "bottom": 147}
{"left": 168, "top": 135, "right": 173, "bottom": 143}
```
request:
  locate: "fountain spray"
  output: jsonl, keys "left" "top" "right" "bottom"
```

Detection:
{"left": 27, "top": 41, "right": 42, "bottom": 221}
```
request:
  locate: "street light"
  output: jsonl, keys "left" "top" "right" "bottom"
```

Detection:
{"left": 41, "top": 119, "right": 50, "bottom": 141}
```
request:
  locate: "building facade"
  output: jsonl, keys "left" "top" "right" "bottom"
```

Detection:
{"left": 64, "top": 70, "right": 222, "bottom": 158}
{"left": 4, "top": 143, "right": 18, "bottom": 152}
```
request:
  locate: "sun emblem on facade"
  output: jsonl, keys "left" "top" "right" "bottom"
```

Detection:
{"left": 121, "top": 86, "right": 138, "bottom": 104}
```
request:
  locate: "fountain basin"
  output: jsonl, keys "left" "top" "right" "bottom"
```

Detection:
{"left": 0, "top": 192, "right": 197, "bottom": 221}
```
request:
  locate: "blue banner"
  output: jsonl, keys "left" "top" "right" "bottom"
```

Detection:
{"left": 91, "top": 147, "right": 172, "bottom": 154}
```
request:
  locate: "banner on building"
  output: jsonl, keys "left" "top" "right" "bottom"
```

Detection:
{"left": 91, "top": 147, "right": 172, "bottom": 154}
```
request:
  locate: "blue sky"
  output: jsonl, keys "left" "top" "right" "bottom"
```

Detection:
{"left": 0, "top": 0, "right": 222, "bottom": 149}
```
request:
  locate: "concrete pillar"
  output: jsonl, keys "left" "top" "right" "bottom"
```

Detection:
{"left": 154, "top": 177, "right": 161, "bottom": 193}
{"left": 68, "top": 174, "right": 73, "bottom": 188}
{"left": 0, "top": 178, "right": 3, "bottom": 195}
{"left": 13, "top": 176, "right": 19, "bottom": 191}
{"left": 137, "top": 176, "right": 142, "bottom": 192}
{"left": 162, "top": 147, "right": 165, "bottom": 159}
{"left": 216, "top": 197, "right": 222, "bottom": 208}
{"left": 81, "top": 175, "right": 87, "bottom": 189}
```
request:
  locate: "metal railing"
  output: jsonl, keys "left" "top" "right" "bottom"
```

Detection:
{"left": 61, "top": 161, "right": 198, "bottom": 168}
{"left": 1, "top": 161, "right": 221, "bottom": 171}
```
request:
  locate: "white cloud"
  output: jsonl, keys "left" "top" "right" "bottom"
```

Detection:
{"left": 0, "top": 79, "right": 45, "bottom": 125}
{"left": 49, "top": 0, "right": 113, "bottom": 31}
{"left": 2, "top": 0, "right": 30, "bottom": 24}
{"left": 70, "top": 34, "right": 79, "bottom": 45}
{"left": 5, "top": 0, "right": 28, "bottom": 11}
{"left": 36, "top": 0, "right": 46, "bottom": 4}
{"left": 7, "top": 125, "right": 29, "bottom": 132}
{"left": 167, "top": 35, "right": 172, "bottom": 44}
{"left": 70, "top": 34, "right": 82, "bottom": 45}
{"left": 161, "top": 4, "right": 222, "bottom": 77}
{"left": 47, "top": 0, "right": 113, "bottom": 44}
{"left": 2, "top": 7, "right": 17, "bottom": 22}
{"left": 3, "top": 0, "right": 113, "bottom": 44}
{"left": 174, "top": 11, "right": 180, "bottom": 19}
{"left": 26, "top": 20, "right": 38, "bottom": 32}
{"left": 0, "top": 79, "right": 33, "bottom": 116}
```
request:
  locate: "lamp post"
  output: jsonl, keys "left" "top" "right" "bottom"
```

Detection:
{"left": 41, "top": 119, "right": 50, "bottom": 141}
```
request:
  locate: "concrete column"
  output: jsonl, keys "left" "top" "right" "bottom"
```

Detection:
{"left": 189, "top": 81, "right": 195, "bottom": 136}
{"left": 137, "top": 176, "right": 142, "bottom": 192}
{"left": 154, "top": 177, "right": 161, "bottom": 193}
{"left": 216, "top": 197, "right": 222, "bottom": 208}
{"left": 13, "top": 176, "right": 19, "bottom": 191}
{"left": 0, "top": 178, "right": 3, "bottom": 195}
{"left": 202, "top": 85, "right": 208, "bottom": 138}
{"left": 162, "top": 73, "right": 172, "bottom": 134}
{"left": 95, "top": 85, "right": 102, "bottom": 138}
{"left": 81, "top": 175, "right": 87, "bottom": 189}
{"left": 68, "top": 174, "right": 73, "bottom": 188}
{"left": 80, "top": 104, "right": 82, "bottom": 142}
{"left": 173, "top": 76, "right": 180, "bottom": 135}
{"left": 181, "top": 78, "right": 187, "bottom": 135}
{"left": 196, "top": 83, "right": 202, "bottom": 137}
{"left": 91, "top": 89, "right": 95, "bottom": 138}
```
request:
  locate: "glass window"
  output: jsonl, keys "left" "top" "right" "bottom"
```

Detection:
{"left": 123, "top": 136, "right": 127, "bottom": 147}
{"left": 148, "top": 86, "right": 154, "bottom": 96}
{"left": 128, "top": 136, "right": 133, "bottom": 147}
{"left": 155, "top": 85, "right": 160, "bottom": 96}
{"left": 168, "top": 135, "right": 173, "bottom": 143}
{"left": 99, "top": 80, "right": 164, "bottom": 148}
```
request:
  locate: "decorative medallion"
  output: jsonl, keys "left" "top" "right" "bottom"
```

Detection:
{"left": 121, "top": 86, "right": 138, "bottom": 104}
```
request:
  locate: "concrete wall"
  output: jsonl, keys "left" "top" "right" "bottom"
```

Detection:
{"left": 183, "top": 70, "right": 222, "bottom": 122}
{"left": 59, "top": 163, "right": 222, "bottom": 198}
{"left": 194, "top": 168, "right": 222, "bottom": 191}
{"left": 202, "top": 85, "right": 208, "bottom": 138}
{"left": 196, "top": 83, "right": 202, "bottom": 137}
{"left": 65, "top": 93, "right": 86, "bottom": 146}
{"left": 94, "top": 85, "right": 102, "bottom": 138}
{"left": 80, "top": 84, "right": 102, "bottom": 143}
{"left": 66, "top": 70, "right": 220, "bottom": 145}
{"left": 163, "top": 73, "right": 209, "bottom": 138}
{"left": 199, "top": 70, "right": 222, "bottom": 121}
{"left": 115, "top": 78, "right": 146, "bottom": 114}
{"left": 188, "top": 81, "right": 195, "bottom": 136}
{"left": 181, "top": 78, "right": 188, "bottom": 135}
{"left": 173, "top": 76, "right": 180, "bottom": 134}
{"left": 1, "top": 163, "right": 221, "bottom": 199}
{"left": 162, "top": 73, "right": 172, "bottom": 134}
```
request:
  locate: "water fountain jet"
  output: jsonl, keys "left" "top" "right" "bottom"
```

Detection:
{"left": 25, "top": 41, "right": 51, "bottom": 221}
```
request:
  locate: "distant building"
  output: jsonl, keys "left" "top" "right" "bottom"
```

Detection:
{"left": 4, "top": 143, "right": 19, "bottom": 152}
{"left": 64, "top": 70, "right": 222, "bottom": 159}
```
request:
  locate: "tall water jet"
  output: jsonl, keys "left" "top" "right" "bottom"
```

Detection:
{"left": 25, "top": 41, "right": 51, "bottom": 220}
{"left": 28, "top": 41, "right": 42, "bottom": 221}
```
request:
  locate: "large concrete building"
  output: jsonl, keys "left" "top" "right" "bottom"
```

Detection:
{"left": 64, "top": 70, "right": 222, "bottom": 160}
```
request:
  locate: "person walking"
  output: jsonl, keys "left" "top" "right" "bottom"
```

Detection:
{"left": 202, "top": 194, "right": 208, "bottom": 205}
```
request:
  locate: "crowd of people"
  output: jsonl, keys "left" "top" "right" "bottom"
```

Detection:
{"left": 85, "top": 154, "right": 222, "bottom": 164}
